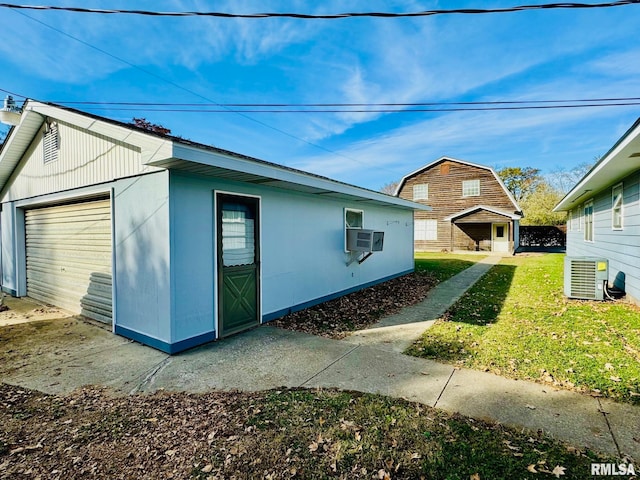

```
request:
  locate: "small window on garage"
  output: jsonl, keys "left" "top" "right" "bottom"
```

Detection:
{"left": 413, "top": 184, "right": 428, "bottom": 201}
{"left": 43, "top": 121, "right": 59, "bottom": 164}
{"left": 612, "top": 183, "right": 623, "bottom": 230}
{"left": 462, "top": 179, "right": 480, "bottom": 197}
{"left": 345, "top": 208, "right": 364, "bottom": 250}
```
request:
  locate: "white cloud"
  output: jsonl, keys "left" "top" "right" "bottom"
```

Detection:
{"left": 289, "top": 103, "right": 630, "bottom": 185}
{"left": 585, "top": 49, "right": 640, "bottom": 77}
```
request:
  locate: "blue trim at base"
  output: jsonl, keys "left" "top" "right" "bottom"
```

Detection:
{"left": 1, "top": 287, "right": 17, "bottom": 296}
{"left": 262, "top": 268, "right": 414, "bottom": 322}
{"left": 114, "top": 325, "right": 216, "bottom": 354}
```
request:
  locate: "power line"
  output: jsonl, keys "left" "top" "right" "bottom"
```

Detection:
{"left": 28, "top": 97, "right": 640, "bottom": 108}
{"left": 3, "top": 88, "right": 639, "bottom": 113}
{"left": 7, "top": 8, "right": 394, "bottom": 174}
{"left": 1, "top": 1, "right": 639, "bottom": 18}
{"left": 48, "top": 102, "right": 640, "bottom": 113}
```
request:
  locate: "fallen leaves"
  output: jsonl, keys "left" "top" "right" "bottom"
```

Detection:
{"left": 271, "top": 271, "right": 438, "bottom": 338}
{"left": 0, "top": 383, "right": 609, "bottom": 479}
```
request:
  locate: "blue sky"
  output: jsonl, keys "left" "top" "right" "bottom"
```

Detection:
{"left": 2, "top": 1, "right": 640, "bottom": 191}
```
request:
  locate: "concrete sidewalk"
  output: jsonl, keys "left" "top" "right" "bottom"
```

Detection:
{"left": 3, "top": 256, "right": 639, "bottom": 461}
{"left": 344, "top": 255, "right": 503, "bottom": 353}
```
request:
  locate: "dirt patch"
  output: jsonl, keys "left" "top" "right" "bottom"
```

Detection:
{"left": 0, "top": 296, "right": 73, "bottom": 327}
{"left": 0, "top": 383, "right": 607, "bottom": 480}
{"left": 270, "top": 271, "right": 438, "bottom": 339}
{"left": 0, "top": 300, "right": 110, "bottom": 379}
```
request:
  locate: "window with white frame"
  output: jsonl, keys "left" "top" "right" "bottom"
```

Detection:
{"left": 413, "top": 184, "right": 428, "bottom": 201}
{"left": 573, "top": 207, "right": 581, "bottom": 232}
{"left": 584, "top": 200, "right": 593, "bottom": 242}
{"left": 345, "top": 208, "right": 363, "bottom": 229}
{"left": 568, "top": 209, "right": 574, "bottom": 232}
{"left": 415, "top": 219, "right": 437, "bottom": 241}
{"left": 462, "top": 179, "right": 480, "bottom": 197}
{"left": 612, "top": 183, "right": 623, "bottom": 230}
{"left": 344, "top": 208, "right": 364, "bottom": 250}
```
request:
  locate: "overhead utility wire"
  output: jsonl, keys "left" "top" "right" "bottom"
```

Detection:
{"left": 4, "top": 87, "right": 639, "bottom": 112}
{"left": 0, "top": 1, "right": 639, "bottom": 18}
{"left": 36, "top": 97, "right": 640, "bottom": 108}
{"left": 7, "top": 8, "right": 393, "bottom": 175}
{"left": 57, "top": 101, "right": 640, "bottom": 113}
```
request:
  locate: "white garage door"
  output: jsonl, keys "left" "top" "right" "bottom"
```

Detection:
{"left": 25, "top": 199, "right": 112, "bottom": 323}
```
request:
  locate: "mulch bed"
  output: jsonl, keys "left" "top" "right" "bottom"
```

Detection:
{"left": 270, "top": 271, "right": 439, "bottom": 339}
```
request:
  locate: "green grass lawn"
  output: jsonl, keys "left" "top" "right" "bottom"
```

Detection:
{"left": 407, "top": 254, "right": 640, "bottom": 405}
{"left": 415, "top": 252, "right": 487, "bottom": 282}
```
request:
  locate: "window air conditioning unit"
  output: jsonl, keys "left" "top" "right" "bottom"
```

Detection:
{"left": 564, "top": 257, "right": 608, "bottom": 300}
{"left": 347, "top": 229, "right": 384, "bottom": 252}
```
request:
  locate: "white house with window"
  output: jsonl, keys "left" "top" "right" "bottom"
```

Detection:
{"left": 554, "top": 117, "right": 640, "bottom": 303}
{"left": 0, "top": 100, "right": 429, "bottom": 353}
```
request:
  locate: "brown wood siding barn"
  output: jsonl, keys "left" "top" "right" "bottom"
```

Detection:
{"left": 396, "top": 157, "right": 522, "bottom": 252}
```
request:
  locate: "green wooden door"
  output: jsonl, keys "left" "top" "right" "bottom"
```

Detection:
{"left": 217, "top": 194, "right": 260, "bottom": 337}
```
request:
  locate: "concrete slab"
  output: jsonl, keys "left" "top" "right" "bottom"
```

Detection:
{"left": 598, "top": 398, "right": 640, "bottom": 461}
{"left": 0, "top": 318, "right": 161, "bottom": 393}
{"left": 139, "top": 326, "right": 355, "bottom": 393}
{"left": 5, "top": 339, "right": 167, "bottom": 395}
{"left": 305, "top": 344, "right": 455, "bottom": 406}
{"left": 344, "top": 321, "right": 436, "bottom": 353}
{"left": 437, "top": 368, "right": 618, "bottom": 456}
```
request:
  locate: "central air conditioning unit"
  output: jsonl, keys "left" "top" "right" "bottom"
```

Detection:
{"left": 564, "top": 257, "right": 608, "bottom": 300}
{"left": 347, "top": 229, "right": 384, "bottom": 253}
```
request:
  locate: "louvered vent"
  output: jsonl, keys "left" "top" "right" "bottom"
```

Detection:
{"left": 43, "top": 122, "right": 59, "bottom": 164}
{"left": 570, "top": 260, "right": 597, "bottom": 298}
{"left": 564, "top": 257, "right": 608, "bottom": 301}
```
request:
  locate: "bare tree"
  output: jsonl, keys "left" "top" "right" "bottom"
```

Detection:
{"left": 379, "top": 181, "right": 399, "bottom": 195}
{"left": 546, "top": 161, "right": 595, "bottom": 194}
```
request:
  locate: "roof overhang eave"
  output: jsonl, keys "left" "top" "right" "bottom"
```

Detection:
{"left": 148, "top": 145, "right": 432, "bottom": 211}
{"left": 444, "top": 205, "right": 522, "bottom": 221}
{"left": 0, "top": 108, "right": 46, "bottom": 193}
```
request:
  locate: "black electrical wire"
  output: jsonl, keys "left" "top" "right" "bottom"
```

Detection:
{"left": 3, "top": 88, "right": 640, "bottom": 113}
{"left": 60, "top": 102, "right": 640, "bottom": 113}
{"left": 0, "top": 1, "right": 639, "bottom": 19}
{"left": 38, "top": 97, "right": 640, "bottom": 109}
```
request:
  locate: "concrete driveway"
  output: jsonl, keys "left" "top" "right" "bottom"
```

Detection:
{"left": 1, "top": 297, "right": 638, "bottom": 461}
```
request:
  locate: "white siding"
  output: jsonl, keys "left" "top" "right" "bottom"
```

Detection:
{"left": 1, "top": 120, "right": 161, "bottom": 203}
